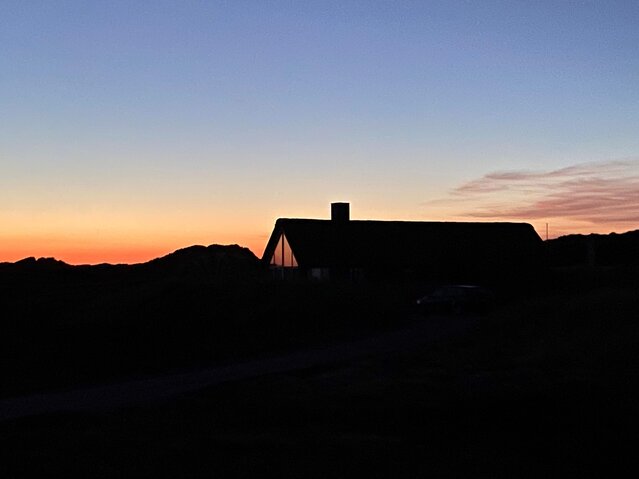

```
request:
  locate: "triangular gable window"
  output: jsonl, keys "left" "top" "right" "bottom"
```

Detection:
{"left": 270, "top": 233, "right": 298, "bottom": 268}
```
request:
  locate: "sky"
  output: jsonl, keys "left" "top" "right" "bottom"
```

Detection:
{"left": 2, "top": 0, "right": 639, "bottom": 264}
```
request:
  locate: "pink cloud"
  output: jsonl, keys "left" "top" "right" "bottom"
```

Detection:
{"left": 434, "top": 159, "right": 639, "bottom": 234}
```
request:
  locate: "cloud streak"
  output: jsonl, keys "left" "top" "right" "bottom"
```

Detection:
{"left": 433, "top": 159, "right": 639, "bottom": 235}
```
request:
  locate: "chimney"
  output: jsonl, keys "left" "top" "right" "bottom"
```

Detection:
{"left": 331, "top": 202, "right": 350, "bottom": 222}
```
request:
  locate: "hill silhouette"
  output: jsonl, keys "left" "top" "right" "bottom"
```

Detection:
{"left": 543, "top": 229, "right": 639, "bottom": 290}
{"left": 10, "top": 256, "right": 72, "bottom": 270}
{"left": 140, "top": 244, "right": 261, "bottom": 279}
{"left": 546, "top": 229, "right": 639, "bottom": 268}
{"left": 1, "top": 244, "right": 261, "bottom": 278}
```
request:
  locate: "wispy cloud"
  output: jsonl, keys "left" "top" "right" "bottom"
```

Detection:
{"left": 429, "top": 159, "right": 639, "bottom": 235}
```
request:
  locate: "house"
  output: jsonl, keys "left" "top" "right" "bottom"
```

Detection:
{"left": 262, "top": 203, "right": 543, "bottom": 284}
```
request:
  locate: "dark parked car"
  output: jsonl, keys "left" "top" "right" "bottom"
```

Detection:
{"left": 415, "top": 285, "right": 493, "bottom": 314}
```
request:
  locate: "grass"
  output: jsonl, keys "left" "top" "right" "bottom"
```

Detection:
{"left": 3, "top": 285, "right": 639, "bottom": 477}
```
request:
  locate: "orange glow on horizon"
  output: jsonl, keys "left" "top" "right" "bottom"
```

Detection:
{"left": 0, "top": 236, "right": 267, "bottom": 265}
{"left": 3, "top": 219, "right": 638, "bottom": 265}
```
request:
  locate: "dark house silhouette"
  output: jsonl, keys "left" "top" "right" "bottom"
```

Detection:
{"left": 262, "top": 203, "right": 543, "bottom": 284}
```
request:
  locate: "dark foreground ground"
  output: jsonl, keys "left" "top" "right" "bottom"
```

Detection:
{"left": 3, "top": 286, "right": 639, "bottom": 478}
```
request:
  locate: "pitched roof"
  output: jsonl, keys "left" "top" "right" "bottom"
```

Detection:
{"left": 263, "top": 219, "right": 542, "bottom": 273}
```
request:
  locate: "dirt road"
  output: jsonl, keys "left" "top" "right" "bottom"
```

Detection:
{"left": 1, "top": 315, "right": 478, "bottom": 422}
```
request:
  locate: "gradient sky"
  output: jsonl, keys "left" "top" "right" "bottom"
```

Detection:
{"left": 2, "top": 1, "right": 639, "bottom": 263}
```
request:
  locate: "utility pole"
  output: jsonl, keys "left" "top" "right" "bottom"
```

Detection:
{"left": 545, "top": 223, "right": 549, "bottom": 241}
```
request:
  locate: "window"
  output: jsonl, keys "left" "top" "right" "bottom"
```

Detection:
{"left": 270, "top": 233, "right": 298, "bottom": 268}
{"left": 310, "top": 268, "right": 329, "bottom": 281}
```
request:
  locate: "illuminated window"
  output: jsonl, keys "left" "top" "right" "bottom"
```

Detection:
{"left": 270, "top": 233, "right": 298, "bottom": 268}
{"left": 310, "top": 268, "right": 329, "bottom": 281}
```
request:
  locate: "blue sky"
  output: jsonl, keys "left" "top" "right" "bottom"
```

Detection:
{"left": 2, "top": 1, "right": 639, "bottom": 262}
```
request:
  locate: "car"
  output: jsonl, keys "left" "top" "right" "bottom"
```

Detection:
{"left": 415, "top": 285, "right": 493, "bottom": 314}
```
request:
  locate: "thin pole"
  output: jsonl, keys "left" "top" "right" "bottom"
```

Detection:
{"left": 546, "top": 223, "right": 548, "bottom": 241}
